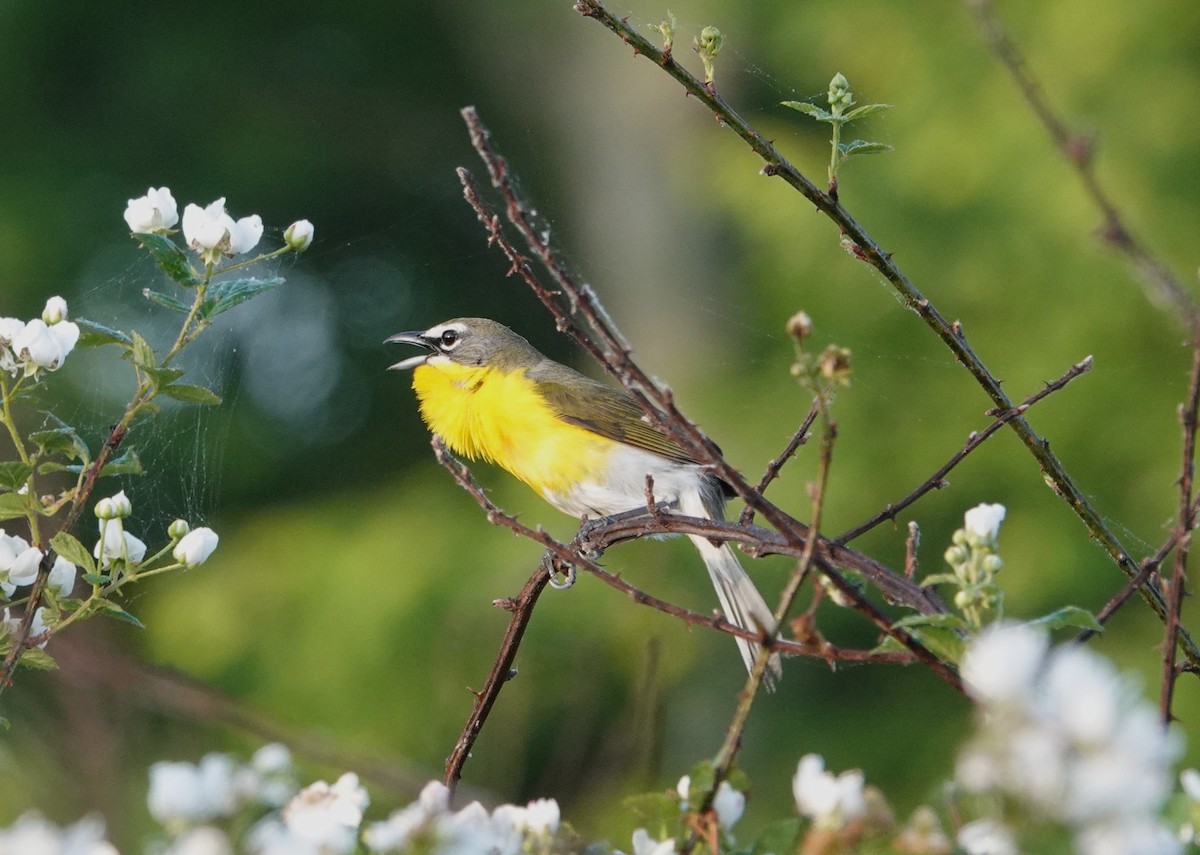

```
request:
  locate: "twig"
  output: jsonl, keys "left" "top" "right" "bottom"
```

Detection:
{"left": 0, "top": 418, "right": 130, "bottom": 695}
{"left": 459, "top": 109, "right": 963, "bottom": 693}
{"left": 835, "top": 354, "right": 1093, "bottom": 544}
{"left": 964, "top": 0, "right": 1196, "bottom": 324}
{"left": 683, "top": 415, "right": 839, "bottom": 855}
{"left": 738, "top": 398, "right": 821, "bottom": 527}
{"left": 567, "top": 1, "right": 1199, "bottom": 669}
{"left": 1160, "top": 324, "right": 1200, "bottom": 723}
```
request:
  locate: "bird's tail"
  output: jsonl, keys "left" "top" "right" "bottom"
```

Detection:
{"left": 680, "top": 487, "right": 783, "bottom": 690}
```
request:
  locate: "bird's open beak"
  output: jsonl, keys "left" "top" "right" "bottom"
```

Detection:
{"left": 385, "top": 331, "right": 435, "bottom": 371}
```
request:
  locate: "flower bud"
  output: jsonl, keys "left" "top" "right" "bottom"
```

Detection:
{"left": 95, "top": 490, "right": 132, "bottom": 520}
{"left": 981, "top": 554, "right": 1004, "bottom": 574}
{"left": 284, "top": 219, "right": 315, "bottom": 252}
{"left": 168, "top": 519, "right": 191, "bottom": 540}
{"left": 42, "top": 296, "right": 68, "bottom": 325}
{"left": 173, "top": 527, "right": 219, "bottom": 567}
{"left": 828, "top": 72, "right": 854, "bottom": 112}
{"left": 944, "top": 545, "right": 968, "bottom": 567}
{"left": 697, "top": 25, "right": 723, "bottom": 57}
{"left": 786, "top": 310, "right": 813, "bottom": 341}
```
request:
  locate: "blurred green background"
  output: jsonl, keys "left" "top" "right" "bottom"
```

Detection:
{"left": 2, "top": 0, "right": 1198, "bottom": 847}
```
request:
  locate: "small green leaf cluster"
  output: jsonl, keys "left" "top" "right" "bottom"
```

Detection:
{"left": 782, "top": 72, "right": 893, "bottom": 194}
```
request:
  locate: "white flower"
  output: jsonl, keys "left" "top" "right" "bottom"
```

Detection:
{"left": 1181, "top": 768, "right": 1200, "bottom": 801}
{"left": 48, "top": 553, "right": 79, "bottom": 597}
{"left": 42, "top": 296, "right": 68, "bottom": 325}
{"left": 95, "top": 490, "right": 133, "bottom": 520}
{"left": 957, "top": 628, "right": 1182, "bottom": 853}
{"left": 281, "top": 772, "right": 368, "bottom": 855}
{"left": 94, "top": 518, "right": 147, "bottom": 567}
{"left": 174, "top": 527, "right": 219, "bottom": 567}
{"left": 0, "top": 530, "right": 32, "bottom": 596}
{"left": 957, "top": 818, "right": 1017, "bottom": 855}
{"left": 1075, "top": 816, "right": 1182, "bottom": 855}
{"left": 12, "top": 317, "right": 80, "bottom": 373}
{"left": 284, "top": 219, "right": 314, "bottom": 251}
{"left": 712, "top": 781, "right": 745, "bottom": 829}
{"left": 631, "top": 828, "right": 677, "bottom": 855}
{"left": 182, "top": 198, "right": 263, "bottom": 257}
{"left": 522, "top": 798, "right": 560, "bottom": 835}
{"left": 963, "top": 503, "right": 1006, "bottom": 545}
{"left": 124, "top": 186, "right": 179, "bottom": 233}
{"left": 8, "top": 546, "right": 42, "bottom": 588}
{"left": 165, "top": 826, "right": 233, "bottom": 855}
{"left": 960, "top": 623, "right": 1048, "bottom": 706}
{"left": 792, "top": 754, "right": 866, "bottom": 829}
{"left": 148, "top": 754, "right": 239, "bottom": 829}
{"left": 0, "top": 811, "right": 118, "bottom": 855}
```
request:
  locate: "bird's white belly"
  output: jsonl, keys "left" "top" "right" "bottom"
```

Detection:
{"left": 542, "top": 443, "right": 705, "bottom": 519}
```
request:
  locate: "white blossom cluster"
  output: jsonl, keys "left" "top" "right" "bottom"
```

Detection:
{"left": 123, "top": 186, "right": 313, "bottom": 260}
{"left": 957, "top": 623, "right": 1183, "bottom": 855}
{"left": 630, "top": 773, "right": 746, "bottom": 853}
{"left": 361, "top": 780, "right": 560, "bottom": 855}
{"left": 0, "top": 811, "right": 116, "bottom": 855}
{"left": 147, "top": 743, "right": 297, "bottom": 850}
{"left": 0, "top": 296, "right": 80, "bottom": 378}
{"left": 93, "top": 490, "right": 219, "bottom": 571}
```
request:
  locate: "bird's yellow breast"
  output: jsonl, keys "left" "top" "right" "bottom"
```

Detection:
{"left": 411, "top": 361, "right": 615, "bottom": 497}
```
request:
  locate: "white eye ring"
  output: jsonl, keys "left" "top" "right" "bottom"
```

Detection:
{"left": 439, "top": 329, "right": 460, "bottom": 349}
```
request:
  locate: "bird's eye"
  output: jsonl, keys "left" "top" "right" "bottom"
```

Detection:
{"left": 439, "top": 329, "right": 460, "bottom": 349}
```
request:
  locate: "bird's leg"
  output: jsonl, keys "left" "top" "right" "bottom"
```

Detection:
{"left": 576, "top": 501, "right": 679, "bottom": 556}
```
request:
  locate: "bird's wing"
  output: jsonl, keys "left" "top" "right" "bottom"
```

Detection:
{"left": 528, "top": 363, "right": 697, "bottom": 464}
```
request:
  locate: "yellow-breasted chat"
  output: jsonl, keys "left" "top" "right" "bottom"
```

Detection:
{"left": 387, "top": 318, "right": 781, "bottom": 686}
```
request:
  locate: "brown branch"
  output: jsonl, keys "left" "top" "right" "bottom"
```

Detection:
{"left": 738, "top": 398, "right": 821, "bottom": 527}
{"left": 835, "top": 354, "right": 1094, "bottom": 544}
{"left": 564, "top": 3, "right": 1200, "bottom": 670}
{"left": 0, "top": 419, "right": 129, "bottom": 696}
{"left": 964, "top": 0, "right": 1196, "bottom": 325}
{"left": 683, "top": 414, "right": 839, "bottom": 855}
{"left": 459, "top": 109, "right": 963, "bottom": 693}
{"left": 1160, "top": 323, "right": 1200, "bottom": 723}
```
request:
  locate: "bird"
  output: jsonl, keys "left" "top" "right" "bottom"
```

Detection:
{"left": 387, "top": 318, "right": 781, "bottom": 687}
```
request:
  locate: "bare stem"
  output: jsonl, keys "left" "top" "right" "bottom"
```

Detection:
{"left": 568, "top": 0, "right": 1199, "bottom": 669}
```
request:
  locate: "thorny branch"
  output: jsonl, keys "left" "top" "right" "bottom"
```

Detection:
{"left": 1161, "top": 324, "right": 1200, "bottom": 721}
{"left": 431, "top": 424, "right": 947, "bottom": 788}
{"left": 835, "top": 355, "right": 1094, "bottom": 544}
{"left": 964, "top": 0, "right": 1196, "bottom": 325}
{"left": 569, "top": 0, "right": 1199, "bottom": 669}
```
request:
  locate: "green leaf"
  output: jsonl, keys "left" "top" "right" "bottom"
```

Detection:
{"left": 621, "top": 791, "right": 680, "bottom": 834}
{"left": 76, "top": 318, "right": 133, "bottom": 348}
{"left": 0, "top": 492, "right": 28, "bottom": 520}
{"left": 82, "top": 572, "right": 109, "bottom": 586}
{"left": 127, "top": 331, "right": 158, "bottom": 371}
{"left": 838, "top": 139, "right": 893, "bottom": 157}
{"left": 30, "top": 426, "right": 89, "bottom": 462}
{"left": 94, "top": 598, "right": 145, "bottom": 629}
{"left": 892, "top": 612, "right": 969, "bottom": 631}
{"left": 1025, "top": 606, "right": 1103, "bottom": 633}
{"left": 144, "top": 366, "right": 185, "bottom": 391}
{"left": 0, "top": 461, "right": 34, "bottom": 491}
{"left": 843, "top": 102, "right": 892, "bottom": 122}
{"left": 747, "top": 818, "right": 804, "bottom": 854}
{"left": 877, "top": 613, "right": 969, "bottom": 663}
{"left": 135, "top": 232, "right": 202, "bottom": 286}
{"left": 143, "top": 288, "right": 193, "bottom": 313}
{"left": 160, "top": 383, "right": 222, "bottom": 406}
{"left": 50, "top": 532, "right": 96, "bottom": 575}
{"left": 99, "top": 450, "right": 143, "bottom": 478}
{"left": 199, "top": 277, "right": 284, "bottom": 320}
{"left": 13, "top": 647, "right": 58, "bottom": 671}
{"left": 781, "top": 100, "right": 833, "bottom": 121}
